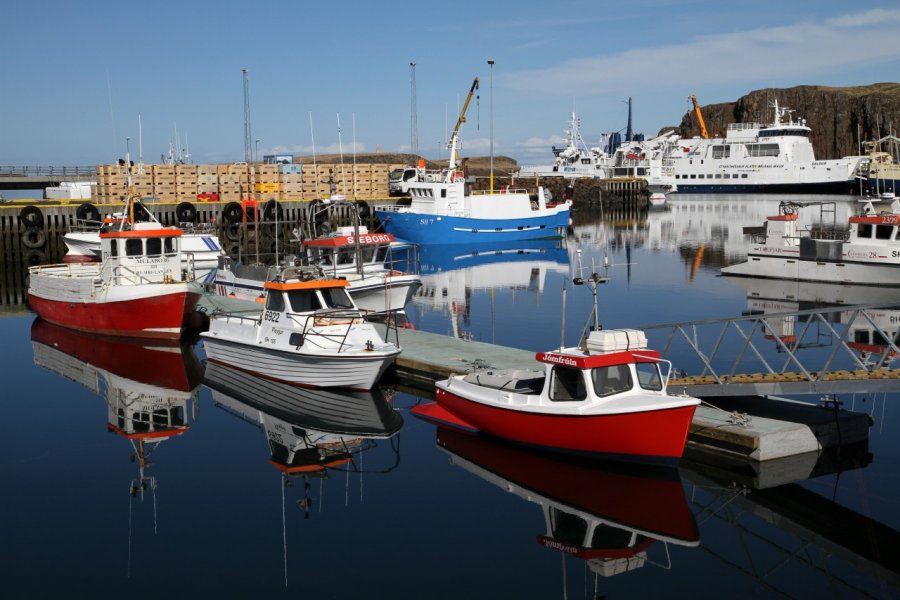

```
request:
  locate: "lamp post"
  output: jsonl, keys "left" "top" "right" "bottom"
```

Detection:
{"left": 488, "top": 59, "right": 494, "bottom": 193}
{"left": 255, "top": 139, "right": 260, "bottom": 163}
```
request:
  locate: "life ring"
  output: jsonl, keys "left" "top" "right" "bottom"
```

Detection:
{"left": 264, "top": 199, "right": 283, "bottom": 221}
{"left": 19, "top": 205, "right": 43, "bottom": 228}
{"left": 222, "top": 202, "right": 243, "bottom": 223}
{"left": 176, "top": 201, "right": 197, "bottom": 223}
{"left": 75, "top": 202, "right": 100, "bottom": 223}
{"left": 22, "top": 227, "right": 46, "bottom": 249}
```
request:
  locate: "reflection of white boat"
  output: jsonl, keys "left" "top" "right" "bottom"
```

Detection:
{"left": 205, "top": 361, "right": 403, "bottom": 473}
{"left": 436, "top": 427, "right": 699, "bottom": 578}
{"left": 668, "top": 99, "right": 863, "bottom": 194}
{"left": 721, "top": 198, "right": 900, "bottom": 285}
{"left": 201, "top": 270, "right": 400, "bottom": 390}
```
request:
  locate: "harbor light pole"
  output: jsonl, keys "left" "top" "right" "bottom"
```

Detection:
{"left": 488, "top": 59, "right": 494, "bottom": 193}
{"left": 255, "top": 139, "right": 260, "bottom": 163}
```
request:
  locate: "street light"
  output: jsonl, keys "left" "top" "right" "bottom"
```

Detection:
{"left": 255, "top": 139, "right": 260, "bottom": 163}
{"left": 488, "top": 59, "right": 494, "bottom": 194}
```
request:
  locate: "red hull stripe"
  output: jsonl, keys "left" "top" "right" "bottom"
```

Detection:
{"left": 28, "top": 291, "right": 200, "bottom": 340}
{"left": 435, "top": 389, "right": 695, "bottom": 459}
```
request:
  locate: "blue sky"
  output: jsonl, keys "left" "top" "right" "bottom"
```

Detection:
{"left": 2, "top": 0, "right": 899, "bottom": 166}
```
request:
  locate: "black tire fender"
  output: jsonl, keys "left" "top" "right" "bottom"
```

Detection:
{"left": 176, "top": 201, "right": 197, "bottom": 223}
{"left": 75, "top": 202, "right": 100, "bottom": 223}
{"left": 22, "top": 227, "right": 46, "bottom": 249}
{"left": 19, "top": 205, "right": 43, "bottom": 228}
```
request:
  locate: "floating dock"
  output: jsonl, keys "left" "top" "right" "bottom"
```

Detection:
{"left": 378, "top": 326, "right": 872, "bottom": 463}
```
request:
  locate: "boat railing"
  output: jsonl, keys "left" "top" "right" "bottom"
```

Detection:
{"left": 728, "top": 122, "right": 761, "bottom": 132}
{"left": 470, "top": 187, "right": 530, "bottom": 196}
{"left": 287, "top": 308, "right": 369, "bottom": 352}
{"left": 68, "top": 218, "right": 103, "bottom": 233}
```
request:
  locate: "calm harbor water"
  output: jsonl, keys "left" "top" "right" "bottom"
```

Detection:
{"left": 1, "top": 193, "right": 899, "bottom": 599}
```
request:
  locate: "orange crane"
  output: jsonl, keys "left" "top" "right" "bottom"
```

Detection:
{"left": 689, "top": 95, "right": 710, "bottom": 139}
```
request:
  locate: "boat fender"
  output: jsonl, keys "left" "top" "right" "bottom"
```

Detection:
{"left": 226, "top": 242, "right": 241, "bottom": 257}
{"left": 24, "top": 248, "right": 45, "bottom": 266}
{"left": 19, "top": 205, "right": 43, "bottom": 228}
{"left": 222, "top": 202, "right": 243, "bottom": 224}
{"left": 354, "top": 199, "right": 371, "bottom": 219}
{"left": 75, "top": 202, "right": 100, "bottom": 223}
{"left": 264, "top": 199, "right": 283, "bottom": 221}
{"left": 176, "top": 201, "right": 197, "bottom": 223}
{"left": 21, "top": 227, "right": 46, "bottom": 249}
{"left": 224, "top": 223, "right": 242, "bottom": 242}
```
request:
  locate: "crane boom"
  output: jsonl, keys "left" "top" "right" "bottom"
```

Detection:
{"left": 447, "top": 77, "right": 480, "bottom": 172}
{"left": 689, "top": 94, "right": 709, "bottom": 139}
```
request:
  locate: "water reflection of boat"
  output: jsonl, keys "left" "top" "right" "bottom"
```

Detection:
{"left": 29, "top": 318, "right": 203, "bottom": 518}
{"left": 412, "top": 240, "right": 570, "bottom": 339}
{"left": 436, "top": 427, "right": 699, "bottom": 579}
{"left": 204, "top": 360, "right": 403, "bottom": 476}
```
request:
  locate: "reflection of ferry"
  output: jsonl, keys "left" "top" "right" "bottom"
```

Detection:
{"left": 30, "top": 318, "right": 203, "bottom": 500}
{"left": 204, "top": 361, "right": 402, "bottom": 476}
{"left": 413, "top": 240, "right": 570, "bottom": 338}
{"left": 437, "top": 427, "right": 699, "bottom": 578}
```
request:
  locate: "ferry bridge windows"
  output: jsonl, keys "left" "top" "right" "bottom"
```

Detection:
{"left": 711, "top": 145, "right": 730, "bottom": 159}
{"left": 746, "top": 143, "right": 780, "bottom": 157}
{"left": 549, "top": 366, "right": 587, "bottom": 401}
{"left": 591, "top": 364, "right": 633, "bottom": 397}
{"left": 857, "top": 223, "right": 873, "bottom": 238}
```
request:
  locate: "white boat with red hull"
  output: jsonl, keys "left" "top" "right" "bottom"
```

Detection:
{"left": 28, "top": 206, "right": 203, "bottom": 340}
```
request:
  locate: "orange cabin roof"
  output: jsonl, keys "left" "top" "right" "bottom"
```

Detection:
{"left": 264, "top": 278, "right": 349, "bottom": 291}
{"left": 99, "top": 228, "right": 183, "bottom": 239}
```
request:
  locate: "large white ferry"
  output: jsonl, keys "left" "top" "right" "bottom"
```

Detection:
{"left": 668, "top": 100, "right": 864, "bottom": 194}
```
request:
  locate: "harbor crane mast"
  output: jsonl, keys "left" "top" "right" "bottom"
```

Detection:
{"left": 689, "top": 94, "right": 710, "bottom": 139}
{"left": 447, "top": 77, "right": 480, "bottom": 175}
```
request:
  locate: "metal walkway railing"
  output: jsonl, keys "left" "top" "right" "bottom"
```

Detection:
{"left": 645, "top": 302, "right": 900, "bottom": 396}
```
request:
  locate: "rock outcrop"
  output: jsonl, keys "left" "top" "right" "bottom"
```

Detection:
{"left": 676, "top": 83, "right": 900, "bottom": 159}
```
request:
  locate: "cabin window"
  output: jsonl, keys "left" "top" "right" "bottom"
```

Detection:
{"left": 109, "top": 239, "right": 118, "bottom": 257}
{"left": 336, "top": 249, "right": 355, "bottom": 265}
{"left": 635, "top": 362, "right": 663, "bottom": 391}
{"left": 125, "top": 238, "right": 143, "bottom": 257}
{"left": 746, "top": 143, "right": 780, "bottom": 157}
{"left": 321, "top": 287, "right": 355, "bottom": 309}
{"left": 876, "top": 225, "right": 894, "bottom": 240}
{"left": 591, "top": 364, "right": 633, "bottom": 397}
{"left": 591, "top": 523, "right": 639, "bottom": 549}
{"left": 741, "top": 174, "right": 748, "bottom": 178}
{"left": 287, "top": 290, "right": 322, "bottom": 312}
{"left": 441, "top": 189, "right": 446, "bottom": 198}
{"left": 857, "top": 224, "right": 873, "bottom": 238}
{"left": 266, "top": 290, "right": 285, "bottom": 312}
{"left": 549, "top": 366, "right": 587, "bottom": 401}
{"left": 146, "top": 237, "right": 162, "bottom": 256}
{"left": 165, "top": 237, "right": 176, "bottom": 255}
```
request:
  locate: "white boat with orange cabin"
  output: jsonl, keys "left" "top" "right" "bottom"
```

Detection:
{"left": 27, "top": 198, "right": 203, "bottom": 340}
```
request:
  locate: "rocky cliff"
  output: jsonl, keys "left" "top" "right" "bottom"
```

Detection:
{"left": 676, "top": 83, "right": 900, "bottom": 159}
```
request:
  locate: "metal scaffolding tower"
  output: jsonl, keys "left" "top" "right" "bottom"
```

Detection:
{"left": 242, "top": 69, "right": 252, "bottom": 163}
{"left": 410, "top": 62, "right": 418, "bottom": 157}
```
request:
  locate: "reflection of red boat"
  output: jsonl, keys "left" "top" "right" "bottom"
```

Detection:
{"left": 437, "top": 427, "right": 699, "bottom": 575}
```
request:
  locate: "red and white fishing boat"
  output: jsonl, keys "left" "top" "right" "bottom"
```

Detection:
{"left": 721, "top": 197, "right": 900, "bottom": 285}
{"left": 28, "top": 195, "right": 203, "bottom": 340}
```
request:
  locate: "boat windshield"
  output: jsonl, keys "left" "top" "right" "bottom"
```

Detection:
{"left": 635, "top": 362, "right": 663, "bottom": 391}
{"left": 320, "top": 287, "right": 355, "bottom": 309}
{"left": 591, "top": 364, "right": 633, "bottom": 397}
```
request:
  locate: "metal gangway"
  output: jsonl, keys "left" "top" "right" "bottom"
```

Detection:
{"left": 646, "top": 302, "right": 900, "bottom": 397}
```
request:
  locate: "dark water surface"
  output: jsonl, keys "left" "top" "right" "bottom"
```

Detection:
{"left": 1, "top": 194, "right": 898, "bottom": 598}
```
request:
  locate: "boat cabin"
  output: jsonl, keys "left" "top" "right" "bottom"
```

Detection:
{"left": 463, "top": 329, "right": 667, "bottom": 401}
{"left": 99, "top": 223, "right": 186, "bottom": 283}
{"left": 256, "top": 277, "right": 362, "bottom": 347}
